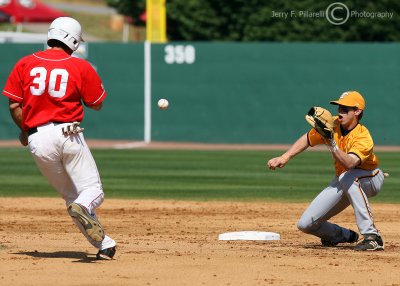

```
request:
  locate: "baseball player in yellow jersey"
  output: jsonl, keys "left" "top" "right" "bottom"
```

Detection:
{"left": 268, "top": 91, "right": 385, "bottom": 251}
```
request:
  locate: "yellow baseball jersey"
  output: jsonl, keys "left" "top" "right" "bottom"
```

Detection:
{"left": 307, "top": 116, "right": 379, "bottom": 176}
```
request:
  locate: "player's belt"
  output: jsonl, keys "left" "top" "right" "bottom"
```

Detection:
{"left": 27, "top": 122, "right": 65, "bottom": 136}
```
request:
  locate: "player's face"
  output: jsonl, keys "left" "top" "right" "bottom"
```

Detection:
{"left": 337, "top": 105, "right": 358, "bottom": 127}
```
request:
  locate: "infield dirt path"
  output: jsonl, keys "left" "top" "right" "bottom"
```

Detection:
{"left": 0, "top": 198, "right": 399, "bottom": 286}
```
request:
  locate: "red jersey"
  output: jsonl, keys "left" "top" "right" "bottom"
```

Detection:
{"left": 2, "top": 49, "right": 106, "bottom": 131}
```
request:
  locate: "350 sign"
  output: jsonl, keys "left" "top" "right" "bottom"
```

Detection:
{"left": 164, "top": 45, "right": 196, "bottom": 64}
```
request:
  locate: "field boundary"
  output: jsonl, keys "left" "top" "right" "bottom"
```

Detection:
{"left": 1, "top": 139, "right": 400, "bottom": 151}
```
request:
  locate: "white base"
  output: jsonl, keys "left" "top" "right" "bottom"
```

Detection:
{"left": 218, "top": 231, "right": 280, "bottom": 241}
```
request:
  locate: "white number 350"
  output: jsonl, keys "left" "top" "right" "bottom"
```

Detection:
{"left": 30, "top": 67, "right": 69, "bottom": 98}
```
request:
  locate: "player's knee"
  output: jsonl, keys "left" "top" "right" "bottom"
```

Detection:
{"left": 297, "top": 216, "right": 317, "bottom": 233}
{"left": 297, "top": 218, "right": 310, "bottom": 233}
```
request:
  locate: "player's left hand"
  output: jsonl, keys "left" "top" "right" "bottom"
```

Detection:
{"left": 62, "top": 121, "right": 85, "bottom": 136}
{"left": 305, "top": 106, "right": 334, "bottom": 139}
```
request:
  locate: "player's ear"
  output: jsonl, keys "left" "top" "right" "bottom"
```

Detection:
{"left": 354, "top": 108, "right": 364, "bottom": 120}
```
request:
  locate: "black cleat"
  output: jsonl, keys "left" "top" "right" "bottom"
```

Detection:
{"left": 96, "top": 246, "right": 116, "bottom": 260}
{"left": 347, "top": 230, "right": 360, "bottom": 243}
{"left": 321, "top": 238, "right": 337, "bottom": 247}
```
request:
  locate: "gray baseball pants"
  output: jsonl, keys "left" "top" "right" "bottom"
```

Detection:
{"left": 297, "top": 168, "right": 385, "bottom": 243}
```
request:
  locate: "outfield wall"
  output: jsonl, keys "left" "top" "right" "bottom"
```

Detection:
{"left": 0, "top": 43, "right": 399, "bottom": 144}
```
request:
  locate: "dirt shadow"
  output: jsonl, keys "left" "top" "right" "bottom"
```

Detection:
{"left": 14, "top": 251, "right": 97, "bottom": 263}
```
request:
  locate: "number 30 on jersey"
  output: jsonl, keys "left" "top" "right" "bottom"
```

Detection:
{"left": 30, "top": 67, "right": 69, "bottom": 98}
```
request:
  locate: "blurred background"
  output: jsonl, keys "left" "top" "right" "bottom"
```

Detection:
{"left": 1, "top": 0, "right": 399, "bottom": 145}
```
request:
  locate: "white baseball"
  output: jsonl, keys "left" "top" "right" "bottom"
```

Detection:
{"left": 158, "top": 98, "right": 169, "bottom": 109}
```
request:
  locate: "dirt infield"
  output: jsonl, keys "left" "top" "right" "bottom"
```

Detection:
{"left": 1, "top": 198, "right": 399, "bottom": 286}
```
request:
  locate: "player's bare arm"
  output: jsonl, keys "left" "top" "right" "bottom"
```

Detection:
{"left": 87, "top": 102, "right": 103, "bottom": 111}
{"left": 268, "top": 133, "right": 309, "bottom": 170}
{"left": 9, "top": 99, "right": 28, "bottom": 146}
{"left": 9, "top": 99, "right": 22, "bottom": 128}
{"left": 329, "top": 149, "right": 361, "bottom": 169}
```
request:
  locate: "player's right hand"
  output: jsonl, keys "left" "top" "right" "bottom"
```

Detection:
{"left": 19, "top": 131, "right": 28, "bottom": 146}
{"left": 62, "top": 122, "right": 85, "bottom": 136}
{"left": 267, "top": 157, "right": 287, "bottom": 171}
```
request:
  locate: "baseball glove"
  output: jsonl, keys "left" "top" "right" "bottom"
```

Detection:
{"left": 305, "top": 107, "right": 334, "bottom": 139}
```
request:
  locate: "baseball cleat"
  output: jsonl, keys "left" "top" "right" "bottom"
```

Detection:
{"left": 347, "top": 230, "right": 360, "bottom": 244}
{"left": 354, "top": 234, "right": 384, "bottom": 251}
{"left": 321, "top": 230, "right": 359, "bottom": 247}
{"left": 321, "top": 238, "right": 337, "bottom": 247}
{"left": 96, "top": 246, "right": 116, "bottom": 260}
{"left": 68, "top": 203, "right": 105, "bottom": 242}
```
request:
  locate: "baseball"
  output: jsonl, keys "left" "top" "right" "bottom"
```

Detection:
{"left": 158, "top": 98, "right": 169, "bottom": 109}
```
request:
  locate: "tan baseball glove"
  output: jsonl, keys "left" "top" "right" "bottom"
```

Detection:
{"left": 305, "top": 107, "right": 334, "bottom": 139}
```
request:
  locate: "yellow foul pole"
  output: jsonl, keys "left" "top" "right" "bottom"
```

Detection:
{"left": 146, "top": 0, "right": 167, "bottom": 43}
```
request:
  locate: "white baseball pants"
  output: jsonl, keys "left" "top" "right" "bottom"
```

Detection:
{"left": 27, "top": 122, "right": 116, "bottom": 250}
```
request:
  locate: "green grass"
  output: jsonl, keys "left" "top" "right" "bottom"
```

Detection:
{"left": 0, "top": 148, "right": 399, "bottom": 203}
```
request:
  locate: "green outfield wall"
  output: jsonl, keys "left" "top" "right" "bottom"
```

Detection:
{"left": 0, "top": 42, "right": 399, "bottom": 144}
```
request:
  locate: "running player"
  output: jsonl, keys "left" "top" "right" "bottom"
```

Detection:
{"left": 2, "top": 17, "right": 116, "bottom": 260}
{"left": 267, "top": 91, "right": 385, "bottom": 251}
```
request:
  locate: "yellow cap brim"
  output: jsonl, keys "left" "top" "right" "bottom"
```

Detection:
{"left": 330, "top": 100, "right": 364, "bottom": 110}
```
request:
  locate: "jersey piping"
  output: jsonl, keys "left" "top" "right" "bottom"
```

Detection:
{"left": 91, "top": 90, "right": 105, "bottom": 105}
{"left": 2, "top": 90, "right": 23, "bottom": 101}
{"left": 33, "top": 53, "right": 72, "bottom": 61}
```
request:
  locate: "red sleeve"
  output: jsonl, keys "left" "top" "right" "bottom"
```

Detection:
{"left": 2, "top": 59, "right": 25, "bottom": 102}
{"left": 80, "top": 62, "right": 106, "bottom": 106}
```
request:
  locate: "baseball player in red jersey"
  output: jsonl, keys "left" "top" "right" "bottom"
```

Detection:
{"left": 2, "top": 17, "right": 116, "bottom": 260}
{"left": 268, "top": 91, "right": 385, "bottom": 251}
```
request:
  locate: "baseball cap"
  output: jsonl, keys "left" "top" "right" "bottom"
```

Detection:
{"left": 330, "top": 91, "right": 365, "bottom": 110}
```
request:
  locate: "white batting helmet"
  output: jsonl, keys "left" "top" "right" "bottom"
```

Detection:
{"left": 47, "top": 17, "right": 84, "bottom": 51}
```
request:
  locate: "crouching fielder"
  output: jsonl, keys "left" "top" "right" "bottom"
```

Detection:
{"left": 267, "top": 91, "right": 385, "bottom": 251}
{"left": 2, "top": 17, "right": 116, "bottom": 259}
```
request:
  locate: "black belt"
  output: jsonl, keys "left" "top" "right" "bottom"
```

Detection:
{"left": 27, "top": 122, "right": 65, "bottom": 136}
